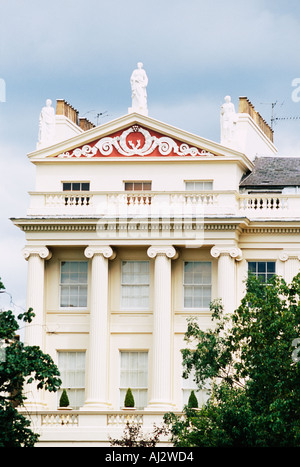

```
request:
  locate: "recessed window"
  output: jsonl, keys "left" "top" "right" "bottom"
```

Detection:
{"left": 183, "top": 261, "right": 212, "bottom": 309}
{"left": 248, "top": 261, "right": 276, "bottom": 283}
{"left": 60, "top": 261, "right": 88, "bottom": 308}
{"left": 58, "top": 351, "right": 86, "bottom": 409}
{"left": 121, "top": 261, "right": 150, "bottom": 309}
{"left": 62, "top": 182, "right": 90, "bottom": 191}
{"left": 185, "top": 181, "right": 213, "bottom": 190}
{"left": 124, "top": 181, "right": 151, "bottom": 191}
{"left": 120, "top": 351, "right": 148, "bottom": 409}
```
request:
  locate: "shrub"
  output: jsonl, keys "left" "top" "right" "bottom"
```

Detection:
{"left": 124, "top": 388, "right": 135, "bottom": 408}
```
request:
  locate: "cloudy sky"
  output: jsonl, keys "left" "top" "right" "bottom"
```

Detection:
{"left": 1, "top": 0, "right": 300, "bottom": 310}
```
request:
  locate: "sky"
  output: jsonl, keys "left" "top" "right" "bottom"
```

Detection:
{"left": 1, "top": 0, "right": 300, "bottom": 311}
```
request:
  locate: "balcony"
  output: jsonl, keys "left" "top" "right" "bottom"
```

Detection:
{"left": 21, "top": 409, "right": 176, "bottom": 447}
{"left": 26, "top": 190, "right": 300, "bottom": 220}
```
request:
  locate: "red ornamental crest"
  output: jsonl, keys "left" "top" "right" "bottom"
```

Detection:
{"left": 57, "top": 126, "right": 217, "bottom": 158}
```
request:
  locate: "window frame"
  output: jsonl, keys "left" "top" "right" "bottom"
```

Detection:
{"left": 119, "top": 350, "right": 149, "bottom": 410}
{"left": 247, "top": 260, "right": 276, "bottom": 284}
{"left": 62, "top": 181, "right": 90, "bottom": 191}
{"left": 57, "top": 351, "right": 86, "bottom": 409}
{"left": 120, "top": 260, "right": 150, "bottom": 311}
{"left": 183, "top": 261, "right": 212, "bottom": 310}
{"left": 184, "top": 180, "right": 213, "bottom": 191}
{"left": 59, "top": 260, "right": 88, "bottom": 310}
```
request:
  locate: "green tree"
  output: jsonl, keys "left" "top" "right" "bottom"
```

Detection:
{"left": 165, "top": 273, "right": 300, "bottom": 447}
{"left": 0, "top": 278, "right": 61, "bottom": 447}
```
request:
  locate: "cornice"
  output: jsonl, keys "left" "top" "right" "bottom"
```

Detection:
{"left": 12, "top": 217, "right": 249, "bottom": 233}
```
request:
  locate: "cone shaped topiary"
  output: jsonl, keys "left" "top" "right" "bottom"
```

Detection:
{"left": 187, "top": 390, "right": 198, "bottom": 408}
{"left": 124, "top": 388, "right": 135, "bottom": 408}
{"left": 59, "top": 389, "right": 70, "bottom": 408}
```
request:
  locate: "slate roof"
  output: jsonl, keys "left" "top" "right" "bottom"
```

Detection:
{"left": 240, "top": 157, "right": 300, "bottom": 187}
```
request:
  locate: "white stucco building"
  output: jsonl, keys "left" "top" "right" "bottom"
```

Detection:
{"left": 11, "top": 72, "right": 300, "bottom": 445}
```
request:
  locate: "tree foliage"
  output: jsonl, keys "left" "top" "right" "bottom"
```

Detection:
{"left": 165, "top": 273, "right": 300, "bottom": 447}
{"left": 109, "top": 421, "right": 169, "bottom": 447}
{"left": 0, "top": 278, "right": 61, "bottom": 447}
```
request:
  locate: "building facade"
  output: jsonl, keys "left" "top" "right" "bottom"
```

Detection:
{"left": 12, "top": 92, "right": 300, "bottom": 446}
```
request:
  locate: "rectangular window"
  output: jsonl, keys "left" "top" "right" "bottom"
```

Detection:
{"left": 248, "top": 261, "right": 276, "bottom": 283}
{"left": 185, "top": 181, "right": 213, "bottom": 190}
{"left": 120, "top": 351, "right": 148, "bottom": 409}
{"left": 124, "top": 181, "right": 152, "bottom": 191}
{"left": 182, "top": 368, "right": 209, "bottom": 409}
{"left": 58, "top": 351, "right": 86, "bottom": 409}
{"left": 60, "top": 261, "right": 88, "bottom": 308}
{"left": 183, "top": 261, "right": 212, "bottom": 308}
{"left": 121, "top": 261, "right": 150, "bottom": 309}
{"left": 62, "top": 182, "right": 90, "bottom": 191}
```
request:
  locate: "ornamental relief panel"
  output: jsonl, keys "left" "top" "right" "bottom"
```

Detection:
{"left": 56, "top": 125, "right": 217, "bottom": 159}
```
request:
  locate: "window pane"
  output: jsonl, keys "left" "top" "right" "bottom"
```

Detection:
{"left": 72, "top": 182, "right": 80, "bottom": 191}
{"left": 58, "top": 352, "right": 86, "bottom": 409}
{"left": 120, "top": 352, "right": 148, "bottom": 409}
{"left": 124, "top": 182, "right": 133, "bottom": 191}
{"left": 63, "top": 182, "right": 71, "bottom": 191}
{"left": 121, "top": 261, "right": 150, "bottom": 309}
{"left": 60, "top": 262, "right": 88, "bottom": 307}
{"left": 184, "top": 262, "right": 211, "bottom": 309}
{"left": 81, "top": 183, "right": 90, "bottom": 191}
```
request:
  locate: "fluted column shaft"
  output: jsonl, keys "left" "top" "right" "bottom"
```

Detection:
{"left": 211, "top": 246, "right": 242, "bottom": 314}
{"left": 22, "top": 246, "right": 52, "bottom": 409}
{"left": 83, "top": 246, "right": 115, "bottom": 410}
{"left": 278, "top": 251, "right": 300, "bottom": 283}
{"left": 146, "top": 246, "right": 178, "bottom": 410}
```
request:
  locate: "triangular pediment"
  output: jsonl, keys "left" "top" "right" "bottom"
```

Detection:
{"left": 28, "top": 112, "right": 251, "bottom": 166}
{"left": 55, "top": 124, "right": 218, "bottom": 159}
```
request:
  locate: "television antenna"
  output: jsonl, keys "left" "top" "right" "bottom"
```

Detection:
{"left": 260, "top": 101, "right": 300, "bottom": 129}
{"left": 81, "top": 110, "right": 110, "bottom": 126}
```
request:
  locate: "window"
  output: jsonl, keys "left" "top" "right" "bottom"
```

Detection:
{"left": 248, "top": 261, "right": 276, "bottom": 283}
{"left": 185, "top": 181, "right": 213, "bottom": 190}
{"left": 183, "top": 261, "right": 212, "bottom": 308}
{"left": 182, "top": 368, "right": 209, "bottom": 409}
{"left": 63, "top": 182, "right": 90, "bottom": 191}
{"left": 58, "top": 351, "right": 86, "bottom": 409}
{"left": 60, "top": 261, "right": 88, "bottom": 307}
{"left": 124, "top": 181, "right": 152, "bottom": 191}
{"left": 121, "top": 261, "right": 150, "bottom": 309}
{"left": 120, "top": 351, "right": 148, "bottom": 409}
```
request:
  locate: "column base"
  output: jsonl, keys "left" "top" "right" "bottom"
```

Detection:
{"left": 80, "top": 401, "right": 112, "bottom": 411}
{"left": 22, "top": 401, "right": 48, "bottom": 411}
{"left": 144, "top": 401, "right": 176, "bottom": 412}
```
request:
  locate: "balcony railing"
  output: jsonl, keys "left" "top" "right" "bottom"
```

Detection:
{"left": 27, "top": 191, "right": 300, "bottom": 220}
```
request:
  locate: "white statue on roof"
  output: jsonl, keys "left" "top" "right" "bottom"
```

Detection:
{"left": 37, "top": 98, "right": 55, "bottom": 149}
{"left": 129, "top": 62, "right": 148, "bottom": 116}
{"left": 220, "top": 95, "right": 238, "bottom": 146}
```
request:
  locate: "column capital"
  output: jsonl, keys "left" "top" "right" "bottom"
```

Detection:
{"left": 210, "top": 245, "right": 243, "bottom": 261}
{"left": 22, "top": 246, "right": 52, "bottom": 260}
{"left": 278, "top": 250, "right": 300, "bottom": 262}
{"left": 147, "top": 245, "right": 178, "bottom": 259}
{"left": 84, "top": 246, "right": 116, "bottom": 260}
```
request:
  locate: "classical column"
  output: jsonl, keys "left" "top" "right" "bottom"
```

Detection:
{"left": 278, "top": 251, "right": 300, "bottom": 283}
{"left": 146, "top": 245, "right": 178, "bottom": 410}
{"left": 82, "top": 246, "right": 115, "bottom": 410}
{"left": 22, "top": 246, "right": 52, "bottom": 409}
{"left": 210, "top": 246, "right": 242, "bottom": 315}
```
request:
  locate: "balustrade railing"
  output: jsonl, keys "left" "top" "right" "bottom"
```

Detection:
{"left": 27, "top": 190, "right": 300, "bottom": 219}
